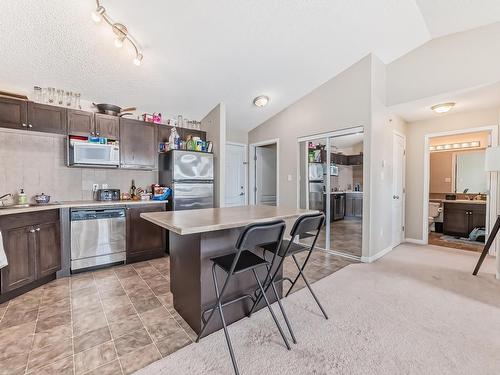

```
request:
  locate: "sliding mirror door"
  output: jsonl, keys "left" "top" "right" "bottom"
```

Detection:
{"left": 298, "top": 129, "right": 364, "bottom": 259}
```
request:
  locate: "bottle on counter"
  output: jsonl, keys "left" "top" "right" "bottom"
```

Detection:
{"left": 18, "top": 189, "right": 27, "bottom": 205}
{"left": 130, "top": 180, "right": 136, "bottom": 197}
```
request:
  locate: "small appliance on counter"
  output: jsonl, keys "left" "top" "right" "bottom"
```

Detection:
{"left": 94, "top": 189, "right": 120, "bottom": 201}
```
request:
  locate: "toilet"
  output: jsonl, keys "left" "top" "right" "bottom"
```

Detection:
{"left": 428, "top": 201, "right": 442, "bottom": 230}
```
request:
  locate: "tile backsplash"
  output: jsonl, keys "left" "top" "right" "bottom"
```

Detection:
{"left": 0, "top": 129, "right": 158, "bottom": 202}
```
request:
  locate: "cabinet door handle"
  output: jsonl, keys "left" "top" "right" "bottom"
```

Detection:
{"left": 28, "top": 124, "right": 33, "bottom": 128}
{"left": 35, "top": 227, "right": 40, "bottom": 232}
{"left": 22, "top": 123, "right": 27, "bottom": 127}
{"left": 96, "top": 132, "right": 100, "bottom": 136}
{"left": 29, "top": 229, "right": 35, "bottom": 233}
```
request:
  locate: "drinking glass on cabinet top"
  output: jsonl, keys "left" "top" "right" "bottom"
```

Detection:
{"left": 47, "top": 87, "right": 55, "bottom": 103}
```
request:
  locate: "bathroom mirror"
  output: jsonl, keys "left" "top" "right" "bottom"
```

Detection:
{"left": 455, "top": 151, "right": 487, "bottom": 194}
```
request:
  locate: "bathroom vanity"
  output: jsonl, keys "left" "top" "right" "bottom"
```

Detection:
{"left": 443, "top": 201, "right": 486, "bottom": 238}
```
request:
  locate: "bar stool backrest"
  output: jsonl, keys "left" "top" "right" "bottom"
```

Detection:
{"left": 290, "top": 213, "right": 325, "bottom": 243}
{"left": 236, "top": 220, "right": 286, "bottom": 251}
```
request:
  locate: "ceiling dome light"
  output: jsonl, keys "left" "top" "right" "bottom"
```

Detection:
{"left": 133, "top": 53, "right": 143, "bottom": 66}
{"left": 114, "top": 37, "right": 125, "bottom": 48}
{"left": 431, "top": 102, "right": 455, "bottom": 114}
{"left": 253, "top": 95, "right": 269, "bottom": 107}
{"left": 91, "top": 6, "right": 105, "bottom": 23}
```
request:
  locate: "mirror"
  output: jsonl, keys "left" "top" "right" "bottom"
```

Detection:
{"left": 455, "top": 151, "right": 487, "bottom": 194}
{"left": 429, "top": 149, "right": 487, "bottom": 194}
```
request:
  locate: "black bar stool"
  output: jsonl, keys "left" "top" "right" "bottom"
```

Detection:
{"left": 196, "top": 220, "right": 291, "bottom": 375}
{"left": 249, "top": 213, "right": 328, "bottom": 328}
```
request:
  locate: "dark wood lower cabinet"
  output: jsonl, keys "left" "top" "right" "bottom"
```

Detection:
{"left": 443, "top": 203, "right": 486, "bottom": 237}
{"left": 37, "top": 221, "right": 61, "bottom": 278}
{"left": 126, "top": 204, "right": 167, "bottom": 263}
{"left": 0, "top": 210, "right": 61, "bottom": 302}
{"left": 0, "top": 226, "right": 36, "bottom": 293}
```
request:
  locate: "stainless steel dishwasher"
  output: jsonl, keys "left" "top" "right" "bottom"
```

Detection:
{"left": 70, "top": 207, "right": 126, "bottom": 271}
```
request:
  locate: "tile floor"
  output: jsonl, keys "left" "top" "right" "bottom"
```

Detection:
{"left": 0, "top": 251, "right": 353, "bottom": 375}
{"left": 301, "top": 217, "right": 363, "bottom": 258}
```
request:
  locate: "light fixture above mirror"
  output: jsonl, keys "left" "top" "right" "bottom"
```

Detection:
{"left": 91, "top": 0, "right": 144, "bottom": 66}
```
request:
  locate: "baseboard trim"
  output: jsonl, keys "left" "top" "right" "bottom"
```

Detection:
{"left": 405, "top": 238, "right": 426, "bottom": 245}
{"left": 361, "top": 245, "right": 394, "bottom": 263}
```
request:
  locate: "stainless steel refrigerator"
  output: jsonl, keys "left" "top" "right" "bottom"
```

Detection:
{"left": 159, "top": 150, "right": 214, "bottom": 211}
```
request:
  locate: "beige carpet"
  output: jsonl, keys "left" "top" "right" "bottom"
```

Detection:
{"left": 136, "top": 244, "right": 500, "bottom": 374}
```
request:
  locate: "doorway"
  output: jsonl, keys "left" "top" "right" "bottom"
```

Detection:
{"left": 423, "top": 127, "right": 498, "bottom": 254}
{"left": 224, "top": 142, "right": 248, "bottom": 207}
{"left": 297, "top": 127, "right": 364, "bottom": 259}
{"left": 392, "top": 132, "right": 406, "bottom": 247}
{"left": 249, "top": 139, "right": 279, "bottom": 206}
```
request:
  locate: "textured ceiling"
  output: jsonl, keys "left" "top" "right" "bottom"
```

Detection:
{"left": 0, "top": 1, "right": 499, "bottom": 132}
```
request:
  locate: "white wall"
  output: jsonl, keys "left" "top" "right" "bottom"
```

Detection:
{"left": 387, "top": 22, "right": 500, "bottom": 106}
{"left": 226, "top": 127, "right": 248, "bottom": 144}
{"left": 405, "top": 107, "right": 499, "bottom": 241}
{"left": 201, "top": 103, "right": 226, "bottom": 207}
{"left": 365, "top": 55, "right": 408, "bottom": 261}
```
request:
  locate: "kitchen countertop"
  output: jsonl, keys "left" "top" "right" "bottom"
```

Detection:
{"left": 140, "top": 205, "right": 315, "bottom": 235}
{"left": 0, "top": 199, "right": 168, "bottom": 216}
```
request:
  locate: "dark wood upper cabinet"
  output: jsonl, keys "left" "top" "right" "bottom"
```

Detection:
{"left": 68, "top": 109, "right": 94, "bottom": 136}
{"left": 0, "top": 97, "right": 28, "bottom": 130}
{"left": 36, "top": 221, "right": 61, "bottom": 278}
{"left": 28, "top": 102, "right": 67, "bottom": 134}
{"left": 95, "top": 114, "right": 119, "bottom": 139}
{"left": 126, "top": 204, "right": 166, "bottom": 263}
{"left": 157, "top": 124, "right": 173, "bottom": 143}
{"left": 0, "top": 226, "right": 36, "bottom": 293}
{"left": 347, "top": 154, "right": 363, "bottom": 165}
{"left": 120, "top": 118, "right": 156, "bottom": 170}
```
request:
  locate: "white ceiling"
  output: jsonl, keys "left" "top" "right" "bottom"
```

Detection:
{"left": 1, "top": 1, "right": 499, "bottom": 132}
{"left": 389, "top": 81, "right": 500, "bottom": 122}
{"left": 416, "top": 0, "right": 500, "bottom": 37}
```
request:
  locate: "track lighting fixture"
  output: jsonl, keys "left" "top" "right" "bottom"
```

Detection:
{"left": 91, "top": 0, "right": 144, "bottom": 66}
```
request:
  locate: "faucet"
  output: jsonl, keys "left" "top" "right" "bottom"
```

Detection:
{"left": 0, "top": 193, "right": 12, "bottom": 200}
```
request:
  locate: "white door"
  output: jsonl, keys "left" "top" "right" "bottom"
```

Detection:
{"left": 255, "top": 145, "right": 277, "bottom": 206}
{"left": 225, "top": 143, "right": 247, "bottom": 207}
{"left": 392, "top": 133, "right": 406, "bottom": 246}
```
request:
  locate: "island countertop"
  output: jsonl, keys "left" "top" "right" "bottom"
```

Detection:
{"left": 140, "top": 205, "right": 315, "bottom": 235}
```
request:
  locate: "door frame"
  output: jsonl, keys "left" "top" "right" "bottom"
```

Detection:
{"left": 422, "top": 125, "right": 498, "bottom": 254}
{"left": 392, "top": 130, "right": 406, "bottom": 247}
{"left": 225, "top": 142, "right": 249, "bottom": 206}
{"left": 249, "top": 138, "right": 280, "bottom": 205}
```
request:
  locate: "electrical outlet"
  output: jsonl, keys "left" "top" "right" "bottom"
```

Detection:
{"left": 92, "top": 184, "right": 99, "bottom": 192}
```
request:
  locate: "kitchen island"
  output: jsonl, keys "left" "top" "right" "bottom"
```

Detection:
{"left": 141, "top": 205, "right": 312, "bottom": 336}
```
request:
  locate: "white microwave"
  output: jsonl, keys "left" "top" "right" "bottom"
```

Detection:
{"left": 68, "top": 141, "right": 120, "bottom": 168}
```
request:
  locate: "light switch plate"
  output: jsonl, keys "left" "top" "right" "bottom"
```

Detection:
{"left": 287, "top": 174, "right": 292, "bottom": 181}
